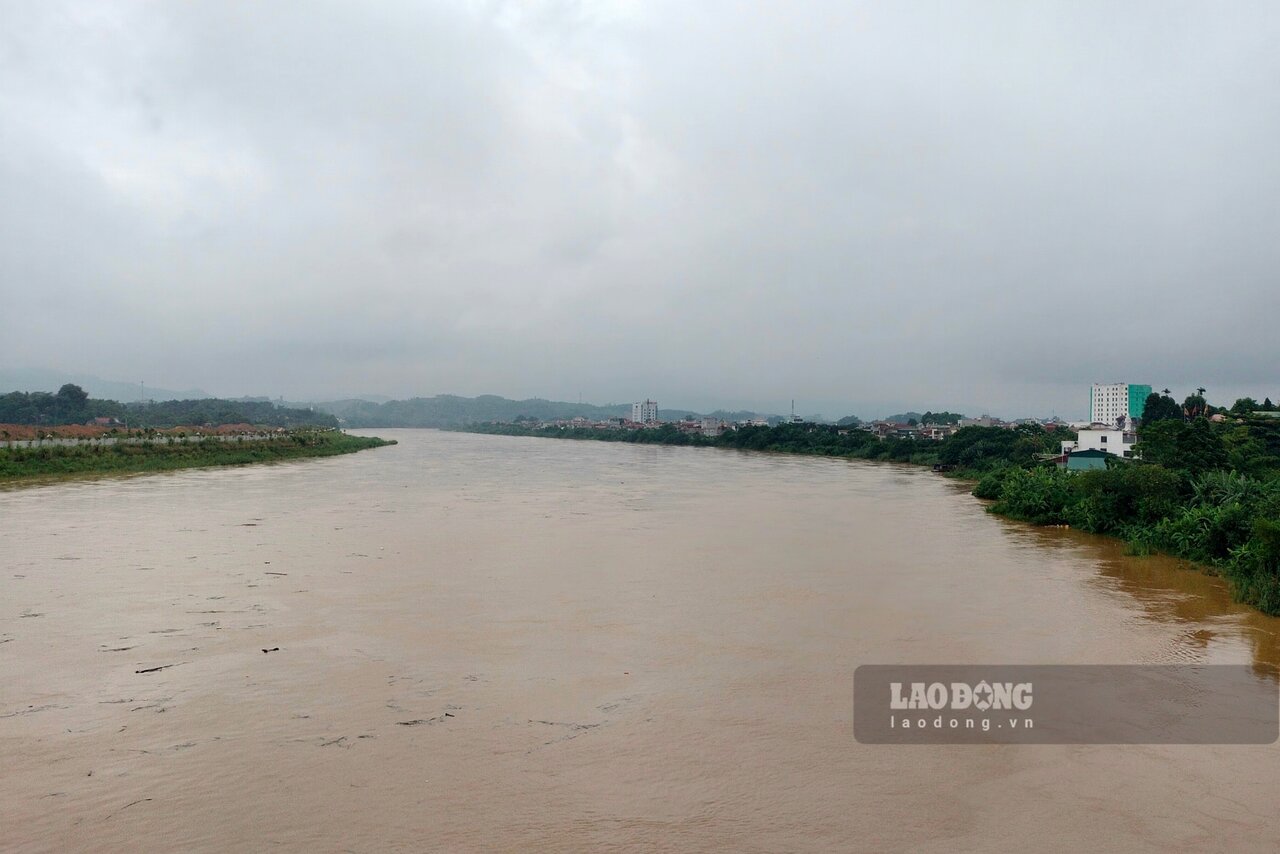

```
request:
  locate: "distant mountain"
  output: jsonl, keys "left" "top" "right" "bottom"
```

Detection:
{"left": 703, "top": 409, "right": 783, "bottom": 425}
{"left": 882, "top": 412, "right": 923, "bottom": 424}
{"left": 0, "top": 368, "right": 206, "bottom": 402}
{"left": 314, "top": 394, "right": 780, "bottom": 428}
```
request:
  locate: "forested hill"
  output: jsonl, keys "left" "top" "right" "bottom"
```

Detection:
{"left": 316, "top": 394, "right": 777, "bottom": 428}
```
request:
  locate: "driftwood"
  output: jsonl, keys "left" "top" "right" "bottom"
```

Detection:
{"left": 134, "top": 664, "right": 179, "bottom": 674}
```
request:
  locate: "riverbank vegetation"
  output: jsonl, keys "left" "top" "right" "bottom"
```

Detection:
{"left": 974, "top": 410, "right": 1280, "bottom": 613}
{"left": 465, "top": 396, "right": 1280, "bottom": 615}
{"left": 0, "top": 384, "right": 338, "bottom": 429}
{"left": 0, "top": 429, "right": 395, "bottom": 484}
{"left": 464, "top": 419, "right": 1065, "bottom": 471}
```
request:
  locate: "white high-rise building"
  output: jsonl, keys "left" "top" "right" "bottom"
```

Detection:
{"left": 631, "top": 399, "right": 658, "bottom": 424}
{"left": 1090, "top": 383, "right": 1152, "bottom": 428}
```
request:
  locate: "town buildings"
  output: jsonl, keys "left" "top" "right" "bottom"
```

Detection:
{"left": 1052, "top": 382, "right": 1151, "bottom": 467}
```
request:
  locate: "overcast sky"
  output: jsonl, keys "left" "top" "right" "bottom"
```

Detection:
{"left": 2, "top": 1, "right": 1277, "bottom": 418}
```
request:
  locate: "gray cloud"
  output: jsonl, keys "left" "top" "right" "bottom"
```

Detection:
{"left": 3, "top": 0, "right": 1278, "bottom": 417}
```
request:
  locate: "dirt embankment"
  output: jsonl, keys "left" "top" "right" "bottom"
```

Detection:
{"left": 0, "top": 423, "right": 276, "bottom": 441}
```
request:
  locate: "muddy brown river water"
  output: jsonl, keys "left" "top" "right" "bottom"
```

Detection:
{"left": 3, "top": 429, "right": 1279, "bottom": 851}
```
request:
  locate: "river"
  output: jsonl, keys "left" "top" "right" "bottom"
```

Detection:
{"left": 2, "top": 428, "right": 1278, "bottom": 851}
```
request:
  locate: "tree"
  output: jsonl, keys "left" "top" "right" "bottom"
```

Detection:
{"left": 1135, "top": 418, "right": 1228, "bottom": 476}
{"left": 56, "top": 383, "right": 88, "bottom": 407}
{"left": 54, "top": 384, "right": 90, "bottom": 424}
{"left": 1182, "top": 390, "right": 1209, "bottom": 419}
{"left": 1222, "top": 426, "right": 1269, "bottom": 477}
{"left": 1232, "top": 398, "right": 1260, "bottom": 415}
{"left": 937, "top": 426, "right": 1028, "bottom": 469}
{"left": 48, "top": 386, "right": 90, "bottom": 425}
{"left": 1141, "top": 392, "right": 1181, "bottom": 424}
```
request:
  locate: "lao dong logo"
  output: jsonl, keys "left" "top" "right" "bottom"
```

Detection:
{"left": 890, "top": 680, "right": 1033, "bottom": 712}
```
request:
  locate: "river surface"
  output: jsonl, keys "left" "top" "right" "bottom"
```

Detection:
{"left": 3, "top": 428, "right": 1279, "bottom": 852}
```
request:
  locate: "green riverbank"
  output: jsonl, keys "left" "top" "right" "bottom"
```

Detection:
{"left": 0, "top": 430, "right": 395, "bottom": 485}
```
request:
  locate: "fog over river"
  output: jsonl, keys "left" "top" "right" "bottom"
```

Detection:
{"left": 3, "top": 429, "right": 1278, "bottom": 851}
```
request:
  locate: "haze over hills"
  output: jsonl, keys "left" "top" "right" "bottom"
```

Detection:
{"left": 8, "top": 369, "right": 1076, "bottom": 426}
{"left": 0, "top": 368, "right": 1047, "bottom": 426}
{"left": 0, "top": 368, "right": 207, "bottom": 403}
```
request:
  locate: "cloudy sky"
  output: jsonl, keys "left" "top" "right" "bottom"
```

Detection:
{"left": 2, "top": 1, "right": 1277, "bottom": 418}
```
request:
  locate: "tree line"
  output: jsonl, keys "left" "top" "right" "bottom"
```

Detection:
{"left": 465, "top": 420, "right": 1067, "bottom": 470}
{"left": 0, "top": 430, "right": 391, "bottom": 482}
{"left": 0, "top": 384, "right": 338, "bottom": 429}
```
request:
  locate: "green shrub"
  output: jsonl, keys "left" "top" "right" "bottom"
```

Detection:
{"left": 990, "top": 468, "right": 1074, "bottom": 524}
{"left": 1068, "top": 465, "right": 1183, "bottom": 533}
{"left": 972, "top": 466, "right": 1014, "bottom": 500}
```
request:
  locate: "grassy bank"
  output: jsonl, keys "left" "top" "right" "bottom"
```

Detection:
{"left": 462, "top": 420, "right": 1280, "bottom": 616}
{"left": 0, "top": 429, "right": 395, "bottom": 485}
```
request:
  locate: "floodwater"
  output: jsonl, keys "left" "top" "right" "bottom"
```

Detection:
{"left": 3, "top": 429, "right": 1279, "bottom": 852}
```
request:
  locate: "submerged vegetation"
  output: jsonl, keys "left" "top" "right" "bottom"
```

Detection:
{"left": 466, "top": 401, "right": 1280, "bottom": 615}
{"left": 0, "top": 429, "right": 395, "bottom": 484}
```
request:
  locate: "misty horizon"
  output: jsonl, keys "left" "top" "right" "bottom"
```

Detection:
{"left": 3, "top": 2, "right": 1278, "bottom": 418}
{"left": 0, "top": 365, "right": 1258, "bottom": 424}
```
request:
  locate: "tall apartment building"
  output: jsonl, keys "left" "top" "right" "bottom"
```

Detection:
{"left": 1090, "top": 383, "right": 1152, "bottom": 427}
{"left": 631, "top": 399, "right": 659, "bottom": 424}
